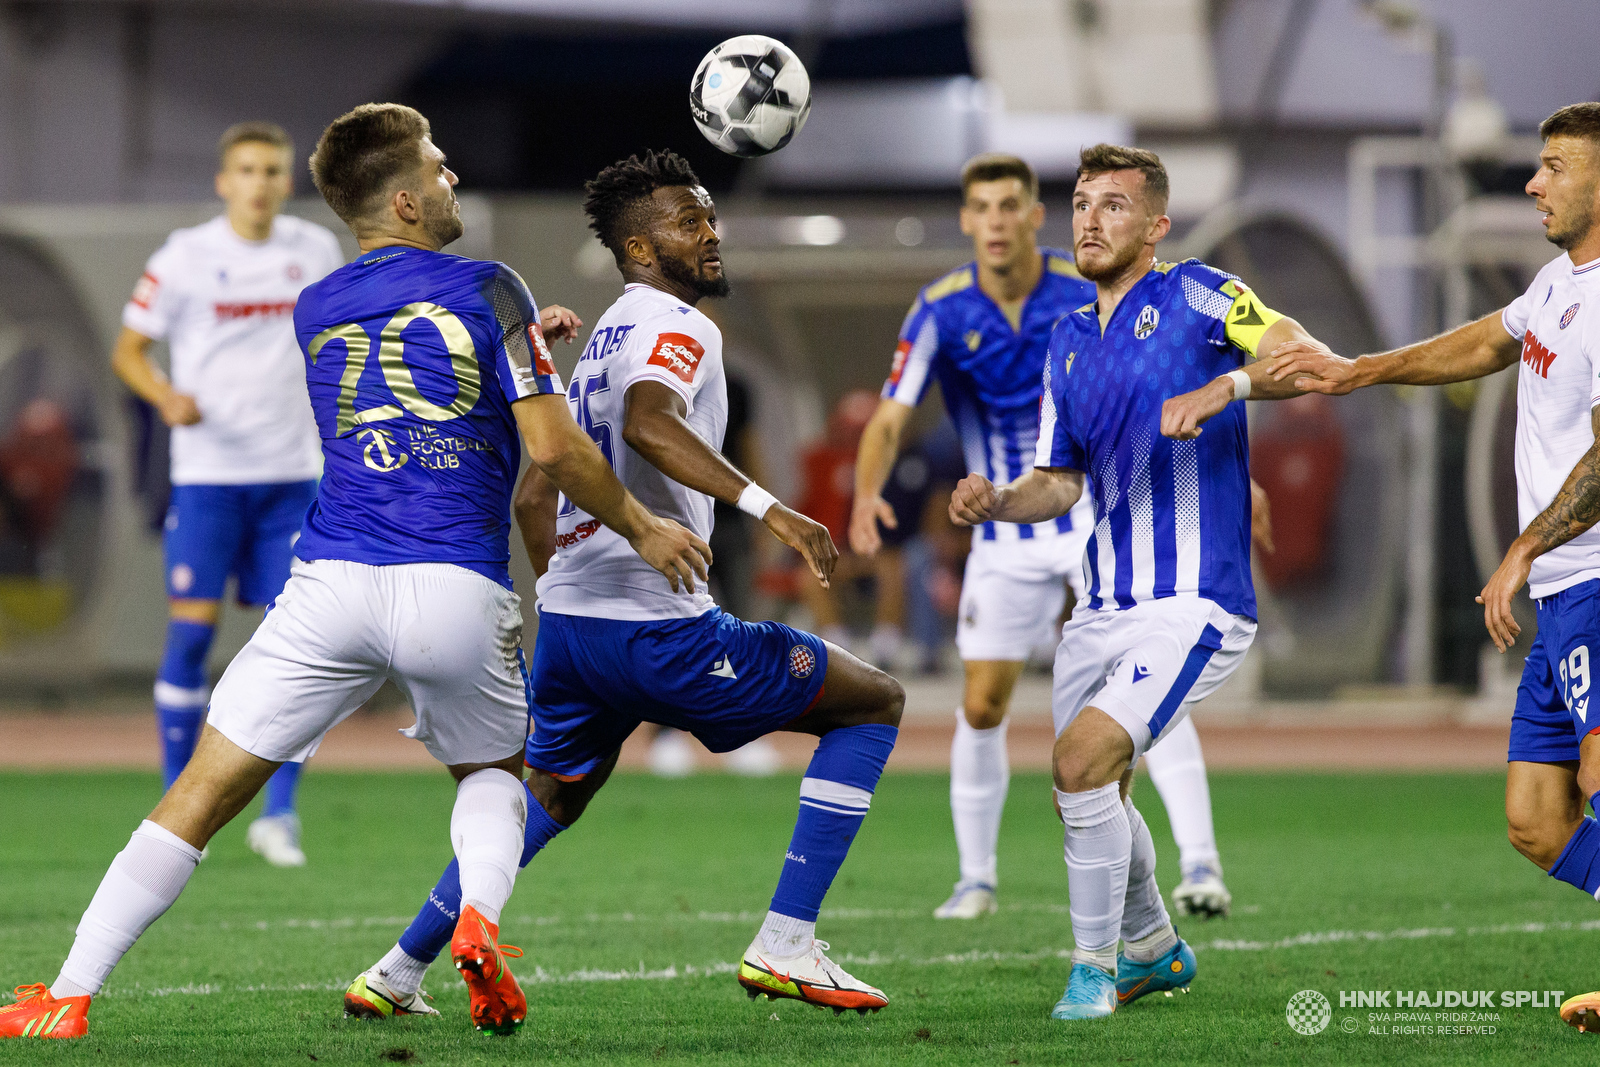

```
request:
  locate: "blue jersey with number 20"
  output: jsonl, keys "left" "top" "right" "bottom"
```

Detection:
{"left": 291, "top": 247, "right": 563, "bottom": 587}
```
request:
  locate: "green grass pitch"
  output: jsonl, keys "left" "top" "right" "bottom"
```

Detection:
{"left": 2, "top": 768, "right": 1598, "bottom": 1065}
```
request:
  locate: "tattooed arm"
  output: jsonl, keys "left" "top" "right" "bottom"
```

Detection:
{"left": 1478, "top": 407, "right": 1600, "bottom": 652}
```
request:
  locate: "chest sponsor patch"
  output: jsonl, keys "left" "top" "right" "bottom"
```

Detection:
{"left": 1561, "top": 303, "right": 1581, "bottom": 330}
{"left": 214, "top": 300, "right": 296, "bottom": 321}
{"left": 1522, "top": 330, "right": 1558, "bottom": 378}
{"left": 648, "top": 332, "right": 705, "bottom": 384}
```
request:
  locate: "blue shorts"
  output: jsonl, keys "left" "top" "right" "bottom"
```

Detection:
{"left": 1509, "top": 579, "right": 1600, "bottom": 764}
{"left": 523, "top": 608, "right": 828, "bottom": 779}
{"left": 163, "top": 481, "right": 318, "bottom": 605}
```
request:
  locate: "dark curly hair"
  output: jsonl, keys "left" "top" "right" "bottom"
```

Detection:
{"left": 583, "top": 149, "right": 703, "bottom": 264}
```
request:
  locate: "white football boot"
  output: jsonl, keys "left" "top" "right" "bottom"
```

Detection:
{"left": 343, "top": 967, "right": 440, "bottom": 1019}
{"left": 738, "top": 937, "right": 887, "bottom": 1014}
{"left": 933, "top": 880, "right": 998, "bottom": 919}
{"left": 1171, "top": 861, "right": 1231, "bottom": 919}
{"left": 647, "top": 729, "right": 696, "bottom": 778}
{"left": 246, "top": 813, "right": 307, "bottom": 868}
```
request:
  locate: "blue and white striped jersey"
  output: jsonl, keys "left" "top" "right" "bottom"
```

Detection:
{"left": 1036, "top": 259, "right": 1284, "bottom": 619}
{"left": 883, "top": 248, "right": 1094, "bottom": 542}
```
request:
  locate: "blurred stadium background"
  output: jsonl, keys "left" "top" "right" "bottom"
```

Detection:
{"left": 0, "top": 0, "right": 1594, "bottom": 774}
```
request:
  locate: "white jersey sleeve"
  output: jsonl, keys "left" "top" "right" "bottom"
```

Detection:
{"left": 122, "top": 238, "right": 188, "bottom": 341}
{"left": 1501, "top": 258, "right": 1558, "bottom": 341}
{"left": 619, "top": 310, "right": 723, "bottom": 413}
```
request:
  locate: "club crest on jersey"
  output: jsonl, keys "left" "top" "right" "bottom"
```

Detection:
{"left": 788, "top": 644, "right": 816, "bottom": 679}
{"left": 965, "top": 329, "right": 982, "bottom": 351}
{"left": 648, "top": 332, "right": 705, "bottom": 384}
{"left": 1561, "top": 303, "right": 1581, "bottom": 330}
{"left": 1134, "top": 305, "right": 1160, "bottom": 340}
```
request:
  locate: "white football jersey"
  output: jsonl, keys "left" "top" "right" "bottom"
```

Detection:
{"left": 1501, "top": 253, "right": 1600, "bottom": 598}
{"left": 122, "top": 214, "right": 343, "bottom": 485}
{"left": 536, "top": 283, "right": 727, "bottom": 621}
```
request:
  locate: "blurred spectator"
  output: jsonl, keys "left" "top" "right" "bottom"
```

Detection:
{"left": 0, "top": 398, "right": 80, "bottom": 573}
{"left": 795, "top": 390, "right": 909, "bottom": 669}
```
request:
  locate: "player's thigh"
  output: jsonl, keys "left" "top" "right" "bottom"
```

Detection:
{"left": 235, "top": 479, "right": 318, "bottom": 607}
{"left": 164, "top": 484, "right": 246, "bottom": 600}
{"left": 151, "top": 725, "right": 284, "bottom": 848}
{"left": 1050, "top": 606, "right": 1117, "bottom": 738}
{"left": 1078, "top": 599, "right": 1254, "bottom": 760}
{"left": 208, "top": 559, "right": 388, "bottom": 764}
{"left": 957, "top": 541, "right": 1068, "bottom": 662}
{"left": 387, "top": 564, "right": 531, "bottom": 767}
{"left": 1506, "top": 759, "right": 1583, "bottom": 869}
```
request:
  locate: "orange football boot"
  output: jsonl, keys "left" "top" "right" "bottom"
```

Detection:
{"left": 0, "top": 984, "right": 90, "bottom": 1039}
{"left": 451, "top": 905, "right": 526, "bottom": 1035}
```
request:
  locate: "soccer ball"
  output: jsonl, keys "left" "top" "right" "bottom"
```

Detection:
{"left": 690, "top": 35, "right": 811, "bottom": 158}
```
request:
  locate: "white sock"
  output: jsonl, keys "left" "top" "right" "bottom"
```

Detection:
{"left": 1123, "top": 923, "right": 1179, "bottom": 964}
{"left": 1143, "top": 716, "right": 1220, "bottom": 871}
{"left": 1120, "top": 798, "right": 1174, "bottom": 949}
{"left": 451, "top": 769, "right": 527, "bottom": 928}
{"left": 53, "top": 820, "right": 202, "bottom": 998}
{"left": 950, "top": 708, "right": 1009, "bottom": 887}
{"left": 1055, "top": 783, "right": 1130, "bottom": 958}
{"left": 376, "top": 944, "right": 430, "bottom": 996}
{"left": 758, "top": 910, "right": 815, "bottom": 958}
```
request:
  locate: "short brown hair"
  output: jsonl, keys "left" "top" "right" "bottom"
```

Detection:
{"left": 1540, "top": 102, "right": 1600, "bottom": 144}
{"left": 217, "top": 121, "right": 292, "bottom": 168}
{"left": 961, "top": 153, "right": 1038, "bottom": 200}
{"left": 308, "top": 104, "right": 431, "bottom": 224}
{"left": 1076, "top": 143, "right": 1170, "bottom": 214}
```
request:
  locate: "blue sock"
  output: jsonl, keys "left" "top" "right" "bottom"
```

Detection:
{"left": 770, "top": 723, "right": 898, "bottom": 922}
{"left": 397, "top": 781, "right": 566, "bottom": 964}
{"left": 262, "top": 761, "right": 303, "bottom": 818}
{"left": 154, "top": 619, "right": 214, "bottom": 789}
{"left": 1550, "top": 817, "right": 1600, "bottom": 898}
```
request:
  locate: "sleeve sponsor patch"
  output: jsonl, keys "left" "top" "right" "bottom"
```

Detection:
{"left": 527, "top": 322, "right": 557, "bottom": 377}
{"left": 888, "top": 339, "right": 912, "bottom": 385}
{"left": 647, "top": 332, "right": 705, "bottom": 384}
{"left": 131, "top": 272, "right": 159, "bottom": 310}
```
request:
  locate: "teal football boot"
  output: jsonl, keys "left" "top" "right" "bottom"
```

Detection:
{"left": 1050, "top": 962, "right": 1118, "bottom": 1020}
{"left": 1115, "top": 937, "right": 1196, "bottom": 1006}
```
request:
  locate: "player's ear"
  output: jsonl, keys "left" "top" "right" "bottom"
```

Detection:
{"left": 391, "top": 186, "right": 421, "bottom": 225}
{"left": 623, "top": 233, "right": 654, "bottom": 269}
{"left": 1148, "top": 213, "right": 1171, "bottom": 246}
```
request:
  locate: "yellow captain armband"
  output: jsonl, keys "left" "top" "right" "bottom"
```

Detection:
{"left": 1219, "top": 279, "right": 1285, "bottom": 357}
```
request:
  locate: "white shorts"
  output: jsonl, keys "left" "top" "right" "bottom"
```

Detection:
{"left": 1051, "top": 597, "right": 1255, "bottom": 759}
{"left": 208, "top": 558, "right": 530, "bottom": 766}
{"left": 956, "top": 519, "right": 1092, "bottom": 661}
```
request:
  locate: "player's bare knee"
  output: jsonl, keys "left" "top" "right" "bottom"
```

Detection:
{"left": 872, "top": 670, "right": 905, "bottom": 727}
{"left": 962, "top": 699, "right": 1007, "bottom": 730}
{"left": 1507, "top": 817, "right": 1564, "bottom": 870}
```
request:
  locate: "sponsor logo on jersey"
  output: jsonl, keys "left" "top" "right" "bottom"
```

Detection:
{"left": 648, "top": 332, "right": 705, "bottom": 383}
{"left": 888, "top": 339, "right": 911, "bottom": 385}
{"left": 554, "top": 517, "right": 602, "bottom": 550}
{"left": 1521, "top": 330, "right": 1558, "bottom": 378}
{"left": 1064, "top": 350, "right": 1077, "bottom": 376}
{"left": 527, "top": 322, "right": 557, "bottom": 377}
{"left": 131, "top": 272, "right": 159, "bottom": 310}
{"left": 1131, "top": 661, "right": 1152, "bottom": 683}
{"left": 965, "top": 329, "right": 982, "bottom": 351}
{"left": 1561, "top": 303, "right": 1581, "bottom": 330}
{"left": 788, "top": 643, "right": 816, "bottom": 679}
{"left": 708, "top": 655, "right": 738, "bottom": 679}
{"left": 358, "top": 427, "right": 408, "bottom": 472}
{"left": 214, "top": 300, "right": 297, "bottom": 321}
{"left": 1134, "top": 304, "right": 1160, "bottom": 339}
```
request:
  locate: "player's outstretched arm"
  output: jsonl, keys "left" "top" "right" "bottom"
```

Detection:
{"left": 513, "top": 393, "right": 712, "bottom": 593}
{"left": 622, "top": 381, "right": 838, "bottom": 587}
{"left": 849, "top": 398, "right": 914, "bottom": 556}
{"left": 110, "top": 326, "right": 201, "bottom": 427}
{"left": 949, "top": 467, "right": 1084, "bottom": 528}
{"left": 1478, "top": 407, "right": 1600, "bottom": 652}
{"left": 1161, "top": 316, "right": 1327, "bottom": 440}
{"left": 1266, "top": 311, "right": 1521, "bottom": 394}
{"left": 512, "top": 464, "right": 560, "bottom": 577}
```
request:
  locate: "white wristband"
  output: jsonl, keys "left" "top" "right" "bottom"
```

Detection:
{"left": 1226, "top": 369, "right": 1252, "bottom": 401}
{"left": 736, "top": 482, "right": 779, "bottom": 520}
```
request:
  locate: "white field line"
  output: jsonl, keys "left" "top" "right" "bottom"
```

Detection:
{"left": 8, "top": 918, "right": 1593, "bottom": 1003}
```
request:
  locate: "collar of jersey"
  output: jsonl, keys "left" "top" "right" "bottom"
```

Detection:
{"left": 1573, "top": 255, "right": 1600, "bottom": 276}
{"left": 355, "top": 246, "right": 416, "bottom": 267}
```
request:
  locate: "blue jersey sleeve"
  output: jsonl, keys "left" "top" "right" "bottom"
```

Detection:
{"left": 881, "top": 296, "right": 940, "bottom": 406}
{"left": 1035, "top": 324, "right": 1085, "bottom": 471}
{"left": 1175, "top": 260, "right": 1283, "bottom": 361}
{"left": 487, "top": 263, "right": 563, "bottom": 401}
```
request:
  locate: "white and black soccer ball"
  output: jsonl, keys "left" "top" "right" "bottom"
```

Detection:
{"left": 690, "top": 35, "right": 811, "bottom": 158}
